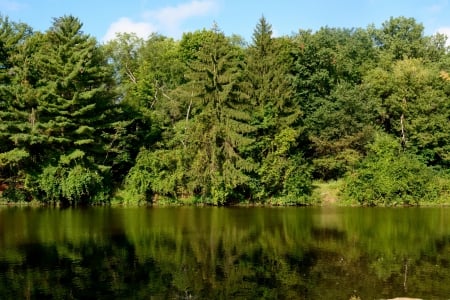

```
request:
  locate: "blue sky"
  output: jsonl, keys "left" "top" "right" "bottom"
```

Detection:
{"left": 1, "top": 0, "right": 450, "bottom": 43}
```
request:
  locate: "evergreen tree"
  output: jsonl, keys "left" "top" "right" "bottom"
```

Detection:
{"left": 246, "top": 17, "right": 310, "bottom": 201}
{"left": 0, "top": 17, "right": 33, "bottom": 200}
{"left": 182, "top": 26, "right": 255, "bottom": 204}
{"left": 4, "top": 16, "right": 119, "bottom": 204}
{"left": 40, "top": 15, "right": 119, "bottom": 203}
{"left": 124, "top": 28, "right": 255, "bottom": 204}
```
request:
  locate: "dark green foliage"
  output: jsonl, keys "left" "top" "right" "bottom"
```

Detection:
{"left": 290, "top": 27, "right": 377, "bottom": 180}
{"left": 245, "top": 17, "right": 310, "bottom": 202}
{"left": 182, "top": 26, "right": 256, "bottom": 204}
{"left": 292, "top": 27, "right": 376, "bottom": 115}
{"left": 308, "top": 83, "right": 377, "bottom": 179}
{"left": 0, "top": 16, "right": 120, "bottom": 204}
{"left": 24, "top": 16, "right": 118, "bottom": 203}
{"left": 0, "top": 17, "right": 33, "bottom": 186}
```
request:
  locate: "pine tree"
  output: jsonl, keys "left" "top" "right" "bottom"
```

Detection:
{"left": 182, "top": 26, "right": 255, "bottom": 204}
{"left": 4, "top": 16, "right": 119, "bottom": 204}
{"left": 0, "top": 17, "right": 33, "bottom": 199}
{"left": 246, "top": 17, "right": 309, "bottom": 201}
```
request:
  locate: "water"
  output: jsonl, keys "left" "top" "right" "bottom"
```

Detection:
{"left": 0, "top": 206, "right": 449, "bottom": 299}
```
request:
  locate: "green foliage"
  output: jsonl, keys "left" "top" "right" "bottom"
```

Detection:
{"left": 258, "top": 129, "right": 313, "bottom": 204}
{"left": 1, "top": 185, "right": 28, "bottom": 202}
{"left": 244, "top": 17, "right": 312, "bottom": 203}
{"left": 292, "top": 27, "right": 376, "bottom": 113}
{"left": 2, "top": 13, "right": 450, "bottom": 206}
{"left": 179, "top": 26, "right": 256, "bottom": 204}
{"left": 343, "top": 133, "right": 450, "bottom": 205}
{"left": 308, "top": 82, "right": 377, "bottom": 179}
{"left": 369, "top": 16, "right": 428, "bottom": 61}
{"left": 36, "top": 163, "right": 106, "bottom": 204}
{"left": 291, "top": 28, "right": 378, "bottom": 181}
{"left": 124, "top": 149, "right": 184, "bottom": 203}
{"left": 280, "top": 154, "right": 313, "bottom": 204}
{"left": 364, "top": 58, "right": 450, "bottom": 166}
{"left": 102, "top": 32, "right": 144, "bottom": 101}
{"left": 0, "top": 15, "right": 124, "bottom": 205}
{"left": 0, "top": 148, "right": 29, "bottom": 168}
{"left": 256, "top": 155, "right": 312, "bottom": 204}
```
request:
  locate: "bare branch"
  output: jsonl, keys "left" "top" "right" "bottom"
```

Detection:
{"left": 124, "top": 62, "right": 136, "bottom": 84}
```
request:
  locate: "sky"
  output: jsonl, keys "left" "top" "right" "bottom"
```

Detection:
{"left": 1, "top": 0, "right": 450, "bottom": 44}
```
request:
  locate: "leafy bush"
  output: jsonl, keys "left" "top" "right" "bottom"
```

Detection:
{"left": 343, "top": 133, "right": 449, "bottom": 205}
{"left": 36, "top": 164, "right": 107, "bottom": 205}
{"left": 123, "top": 149, "right": 184, "bottom": 204}
{"left": 31, "top": 150, "right": 109, "bottom": 205}
{"left": 1, "top": 185, "right": 28, "bottom": 203}
{"left": 258, "top": 152, "right": 313, "bottom": 205}
{"left": 282, "top": 154, "right": 313, "bottom": 204}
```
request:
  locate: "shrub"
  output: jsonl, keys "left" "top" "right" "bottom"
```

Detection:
{"left": 343, "top": 133, "right": 448, "bottom": 205}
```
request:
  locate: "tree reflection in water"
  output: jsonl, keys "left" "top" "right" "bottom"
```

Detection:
{"left": 0, "top": 207, "right": 449, "bottom": 299}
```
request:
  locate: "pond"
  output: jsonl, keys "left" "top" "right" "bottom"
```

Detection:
{"left": 0, "top": 206, "right": 449, "bottom": 299}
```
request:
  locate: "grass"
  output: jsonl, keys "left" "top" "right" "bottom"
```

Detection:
{"left": 311, "top": 179, "right": 347, "bottom": 206}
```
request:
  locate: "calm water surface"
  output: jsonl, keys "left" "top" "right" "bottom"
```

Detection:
{"left": 0, "top": 206, "right": 449, "bottom": 299}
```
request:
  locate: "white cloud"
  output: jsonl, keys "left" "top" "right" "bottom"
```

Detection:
{"left": 102, "top": 17, "right": 157, "bottom": 43}
{"left": 437, "top": 27, "right": 450, "bottom": 46}
{"left": 144, "top": 0, "right": 218, "bottom": 35}
{"left": 103, "top": 0, "right": 218, "bottom": 42}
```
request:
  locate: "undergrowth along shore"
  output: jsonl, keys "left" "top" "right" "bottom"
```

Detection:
{"left": 2, "top": 180, "right": 450, "bottom": 207}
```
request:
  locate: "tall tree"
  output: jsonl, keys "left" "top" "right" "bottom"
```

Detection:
{"left": 183, "top": 26, "right": 255, "bottom": 204}
{"left": 133, "top": 34, "right": 187, "bottom": 138}
{"left": 291, "top": 27, "right": 377, "bottom": 179}
{"left": 364, "top": 58, "right": 450, "bottom": 166}
{"left": 5, "top": 16, "right": 120, "bottom": 204}
{"left": 124, "top": 27, "right": 256, "bottom": 204}
{"left": 0, "top": 17, "right": 33, "bottom": 199}
{"left": 103, "top": 32, "right": 144, "bottom": 105}
{"left": 246, "top": 17, "right": 310, "bottom": 201}
{"left": 369, "top": 17, "right": 436, "bottom": 62}
{"left": 104, "top": 33, "right": 187, "bottom": 184}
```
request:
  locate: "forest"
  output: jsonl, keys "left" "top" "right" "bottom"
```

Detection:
{"left": 1, "top": 14, "right": 450, "bottom": 206}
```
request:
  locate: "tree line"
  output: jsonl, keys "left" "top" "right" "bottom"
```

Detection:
{"left": 1, "top": 14, "right": 450, "bottom": 205}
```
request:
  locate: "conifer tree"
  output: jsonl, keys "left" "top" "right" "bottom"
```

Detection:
{"left": 0, "top": 17, "right": 33, "bottom": 199}
{"left": 182, "top": 26, "right": 255, "bottom": 204}
{"left": 4, "top": 16, "right": 119, "bottom": 204}
{"left": 246, "top": 17, "right": 310, "bottom": 201}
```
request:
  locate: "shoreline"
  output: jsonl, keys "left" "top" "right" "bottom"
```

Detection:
{"left": 3, "top": 180, "right": 450, "bottom": 208}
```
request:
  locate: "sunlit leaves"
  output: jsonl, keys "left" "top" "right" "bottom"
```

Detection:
{"left": 364, "top": 58, "right": 450, "bottom": 165}
{"left": 0, "top": 148, "right": 29, "bottom": 168}
{"left": 344, "top": 133, "right": 450, "bottom": 205}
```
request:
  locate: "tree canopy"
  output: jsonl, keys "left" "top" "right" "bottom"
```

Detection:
{"left": 1, "top": 14, "right": 450, "bottom": 206}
